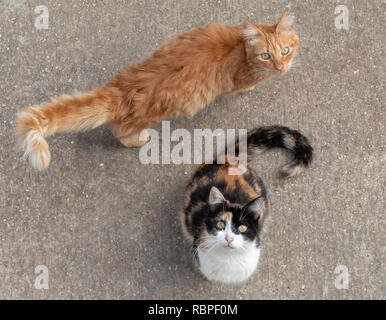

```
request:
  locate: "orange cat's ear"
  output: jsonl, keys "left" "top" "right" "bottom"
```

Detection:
{"left": 276, "top": 12, "right": 295, "bottom": 34}
{"left": 242, "top": 22, "right": 262, "bottom": 46}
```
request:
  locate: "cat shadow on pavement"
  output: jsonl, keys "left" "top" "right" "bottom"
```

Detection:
{"left": 73, "top": 125, "right": 124, "bottom": 152}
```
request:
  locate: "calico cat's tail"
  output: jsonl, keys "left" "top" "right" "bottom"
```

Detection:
{"left": 240, "top": 126, "right": 313, "bottom": 177}
{"left": 16, "top": 87, "right": 122, "bottom": 170}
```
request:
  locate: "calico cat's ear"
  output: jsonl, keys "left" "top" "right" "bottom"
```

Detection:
{"left": 244, "top": 197, "right": 265, "bottom": 221}
{"left": 208, "top": 186, "right": 225, "bottom": 210}
{"left": 242, "top": 22, "right": 262, "bottom": 46}
{"left": 276, "top": 12, "right": 294, "bottom": 34}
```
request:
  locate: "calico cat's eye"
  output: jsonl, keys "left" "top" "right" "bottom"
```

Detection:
{"left": 281, "top": 47, "right": 290, "bottom": 55}
{"left": 216, "top": 221, "right": 225, "bottom": 230}
{"left": 260, "top": 53, "right": 271, "bottom": 60}
{"left": 238, "top": 225, "right": 248, "bottom": 233}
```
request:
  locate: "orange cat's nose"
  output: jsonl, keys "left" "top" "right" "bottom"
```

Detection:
{"left": 275, "top": 64, "right": 284, "bottom": 72}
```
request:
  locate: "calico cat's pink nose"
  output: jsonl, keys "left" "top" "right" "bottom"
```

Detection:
{"left": 226, "top": 236, "right": 234, "bottom": 243}
{"left": 275, "top": 64, "right": 284, "bottom": 72}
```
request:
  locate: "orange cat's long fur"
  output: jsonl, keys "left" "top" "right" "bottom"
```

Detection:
{"left": 17, "top": 12, "right": 299, "bottom": 170}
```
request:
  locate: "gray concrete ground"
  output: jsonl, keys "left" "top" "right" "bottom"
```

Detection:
{"left": 0, "top": 0, "right": 384, "bottom": 299}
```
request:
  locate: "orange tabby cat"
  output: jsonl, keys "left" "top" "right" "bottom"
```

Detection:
{"left": 17, "top": 12, "right": 299, "bottom": 170}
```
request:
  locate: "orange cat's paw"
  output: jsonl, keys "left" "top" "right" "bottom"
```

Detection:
{"left": 119, "top": 130, "right": 150, "bottom": 148}
{"left": 240, "top": 85, "right": 256, "bottom": 93}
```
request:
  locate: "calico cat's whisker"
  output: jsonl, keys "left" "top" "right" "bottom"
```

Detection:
{"left": 200, "top": 242, "right": 218, "bottom": 259}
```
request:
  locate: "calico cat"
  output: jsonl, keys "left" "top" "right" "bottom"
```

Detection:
{"left": 181, "top": 126, "right": 313, "bottom": 284}
{"left": 17, "top": 12, "right": 299, "bottom": 170}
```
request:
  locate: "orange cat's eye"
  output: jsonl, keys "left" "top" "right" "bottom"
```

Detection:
{"left": 260, "top": 53, "right": 271, "bottom": 60}
{"left": 281, "top": 47, "right": 290, "bottom": 55}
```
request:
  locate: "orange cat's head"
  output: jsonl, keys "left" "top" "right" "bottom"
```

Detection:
{"left": 243, "top": 12, "right": 299, "bottom": 74}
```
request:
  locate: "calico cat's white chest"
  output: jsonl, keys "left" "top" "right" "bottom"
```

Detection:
{"left": 197, "top": 245, "right": 261, "bottom": 284}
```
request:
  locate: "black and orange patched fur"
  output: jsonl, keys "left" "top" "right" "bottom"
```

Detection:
{"left": 16, "top": 13, "right": 299, "bottom": 170}
{"left": 181, "top": 126, "right": 313, "bottom": 284}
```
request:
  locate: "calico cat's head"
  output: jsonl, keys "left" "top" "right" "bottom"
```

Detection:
{"left": 243, "top": 12, "right": 299, "bottom": 74}
{"left": 199, "top": 186, "right": 267, "bottom": 252}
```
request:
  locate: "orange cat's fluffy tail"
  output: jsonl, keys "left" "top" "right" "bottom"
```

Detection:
{"left": 16, "top": 87, "right": 122, "bottom": 170}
